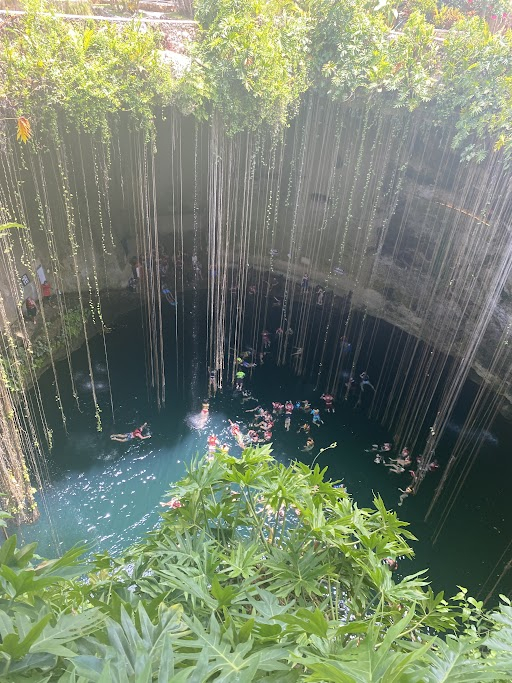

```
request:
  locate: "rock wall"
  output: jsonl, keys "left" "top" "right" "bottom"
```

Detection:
{"left": 1, "top": 99, "right": 511, "bottom": 417}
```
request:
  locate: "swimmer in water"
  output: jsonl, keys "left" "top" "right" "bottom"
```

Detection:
{"left": 207, "top": 434, "right": 219, "bottom": 454}
{"left": 302, "top": 437, "right": 314, "bottom": 452}
{"left": 208, "top": 368, "right": 217, "bottom": 394}
{"left": 247, "top": 430, "right": 260, "bottom": 444}
{"left": 359, "top": 372, "right": 375, "bottom": 393}
{"left": 386, "top": 462, "right": 405, "bottom": 474}
{"left": 297, "top": 422, "right": 310, "bottom": 434}
{"left": 310, "top": 408, "right": 323, "bottom": 426}
{"left": 320, "top": 393, "right": 335, "bottom": 413}
{"left": 161, "top": 286, "right": 177, "bottom": 306}
{"left": 111, "top": 423, "right": 151, "bottom": 442}
{"left": 284, "top": 415, "right": 291, "bottom": 431}
{"left": 241, "top": 390, "right": 257, "bottom": 404}
{"left": 398, "top": 485, "right": 413, "bottom": 506}
{"left": 382, "top": 557, "right": 398, "bottom": 571}
{"left": 229, "top": 420, "right": 246, "bottom": 448}
{"left": 235, "top": 370, "right": 245, "bottom": 391}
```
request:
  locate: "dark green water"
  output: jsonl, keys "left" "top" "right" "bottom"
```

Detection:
{"left": 17, "top": 293, "right": 512, "bottom": 604}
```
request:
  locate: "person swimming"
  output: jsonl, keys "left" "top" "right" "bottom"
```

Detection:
{"left": 302, "top": 437, "right": 314, "bottom": 452}
{"left": 207, "top": 434, "right": 219, "bottom": 453}
{"left": 398, "top": 485, "right": 414, "bottom": 506}
{"left": 235, "top": 370, "right": 245, "bottom": 391}
{"left": 247, "top": 430, "right": 259, "bottom": 444}
{"left": 161, "top": 286, "right": 177, "bottom": 306}
{"left": 320, "top": 393, "right": 335, "bottom": 413}
{"left": 359, "top": 372, "right": 375, "bottom": 393}
{"left": 382, "top": 557, "right": 398, "bottom": 571}
{"left": 297, "top": 422, "right": 310, "bottom": 434}
{"left": 229, "top": 420, "right": 246, "bottom": 448}
{"left": 310, "top": 408, "right": 323, "bottom": 426}
{"left": 111, "top": 422, "right": 151, "bottom": 442}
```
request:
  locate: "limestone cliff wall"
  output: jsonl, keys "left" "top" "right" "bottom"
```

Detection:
{"left": 1, "top": 101, "right": 510, "bottom": 417}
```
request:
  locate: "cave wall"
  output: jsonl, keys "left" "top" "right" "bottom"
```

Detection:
{"left": 1, "top": 98, "right": 511, "bottom": 416}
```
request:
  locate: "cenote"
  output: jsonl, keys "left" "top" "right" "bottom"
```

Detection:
{"left": 16, "top": 287, "right": 512, "bottom": 602}
{"left": 2, "top": 4, "right": 512, "bottom": 677}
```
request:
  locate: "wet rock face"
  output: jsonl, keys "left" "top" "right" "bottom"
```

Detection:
{"left": 2, "top": 97, "right": 511, "bottom": 419}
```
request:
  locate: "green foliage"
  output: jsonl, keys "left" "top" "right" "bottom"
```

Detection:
{"left": 0, "top": 1, "right": 173, "bottom": 141}
{"left": 383, "top": 11, "right": 441, "bottom": 109}
{"left": 180, "top": 0, "right": 311, "bottom": 133}
{"left": 1, "top": 0, "right": 512, "bottom": 155}
{"left": 401, "top": 0, "right": 439, "bottom": 22}
{"left": 0, "top": 306, "right": 90, "bottom": 391}
{"left": 435, "top": 17, "right": 512, "bottom": 160}
{"left": 0, "top": 222, "right": 27, "bottom": 233}
{"left": 1, "top": 448, "right": 512, "bottom": 680}
{"left": 310, "top": 0, "right": 391, "bottom": 99}
{"left": 434, "top": 4, "right": 467, "bottom": 28}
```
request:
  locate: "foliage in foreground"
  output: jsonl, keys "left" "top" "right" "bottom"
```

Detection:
{"left": 1, "top": 447, "right": 512, "bottom": 681}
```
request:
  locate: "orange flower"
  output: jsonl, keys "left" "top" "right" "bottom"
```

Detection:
{"left": 16, "top": 117, "right": 32, "bottom": 143}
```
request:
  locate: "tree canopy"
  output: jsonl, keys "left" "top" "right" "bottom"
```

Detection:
{"left": 1, "top": 0, "right": 512, "bottom": 157}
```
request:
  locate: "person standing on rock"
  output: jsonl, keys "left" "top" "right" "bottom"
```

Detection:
{"left": 25, "top": 297, "right": 38, "bottom": 324}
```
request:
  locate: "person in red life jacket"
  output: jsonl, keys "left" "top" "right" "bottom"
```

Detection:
{"left": 320, "top": 393, "right": 335, "bottom": 413}
{"left": 207, "top": 434, "right": 219, "bottom": 453}
{"left": 110, "top": 422, "right": 151, "bottom": 442}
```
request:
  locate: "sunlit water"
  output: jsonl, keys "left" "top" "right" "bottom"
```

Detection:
{"left": 16, "top": 294, "right": 512, "bottom": 603}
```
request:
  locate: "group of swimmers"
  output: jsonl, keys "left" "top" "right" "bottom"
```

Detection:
{"left": 365, "top": 442, "right": 440, "bottom": 506}
{"left": 219, "top": 394, "right": 335, "bottom": 453}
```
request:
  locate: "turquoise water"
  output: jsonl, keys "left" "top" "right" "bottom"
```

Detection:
{"left": 17, "top": 296, "right": 511, "bottom": 603}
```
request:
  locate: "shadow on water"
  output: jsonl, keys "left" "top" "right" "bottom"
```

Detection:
{"left": 17, "top": 293, "right": 512, "bottom": 604}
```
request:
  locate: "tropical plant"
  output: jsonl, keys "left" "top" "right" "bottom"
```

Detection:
{"left": 179, "top": 0, "right": 311, "bottom": 133}
{"left": 0, "top": 447, "right": 512, "bottom": 681}
{"left": 434, "top": 16, "right": 512, "bottom": 160}
{"left": 0, "top": 0, "right": 173, "bottom": 142}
